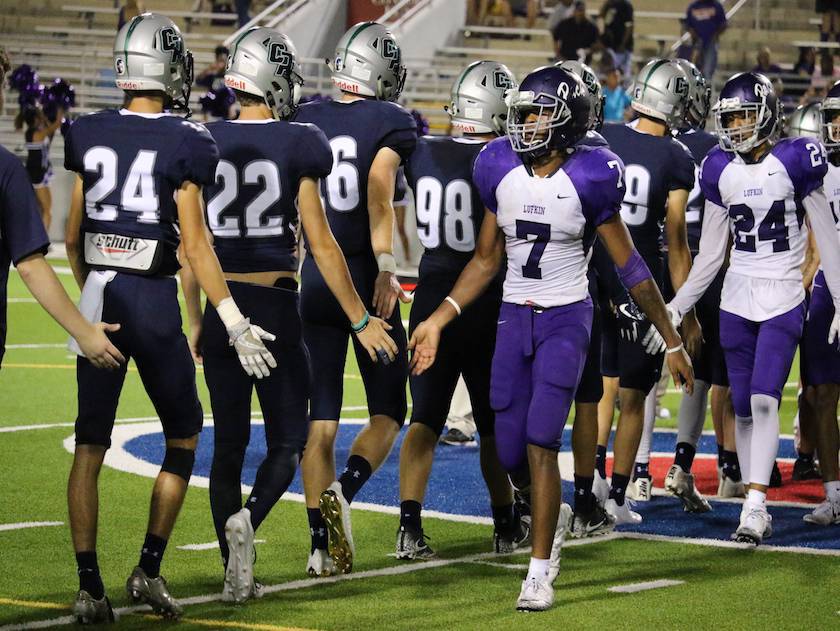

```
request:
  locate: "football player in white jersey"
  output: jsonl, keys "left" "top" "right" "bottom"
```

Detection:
{"left": 668, "top": 72, "right": 840, "bottom": 543}
{"left": 409, "top": 66, "right": 693, "bottom": 611}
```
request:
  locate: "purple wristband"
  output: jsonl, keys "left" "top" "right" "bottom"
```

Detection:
{"left": 616, "top": 249, "right": 652, "bottom": 290}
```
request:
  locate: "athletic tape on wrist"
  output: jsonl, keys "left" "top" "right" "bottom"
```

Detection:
{"left": 616, "top": 249, "right": 652, "bottom": 290}
{"left": 665, "top": 342, "right": 684, "bottom": 355}
{"left": 216, "top": 297, "right": 245, "bottom": 330}
{"left": 444, "top": 296, "right": 462, "bottom": 316}
{"left": 376, "top": 252, "right": 397, "bottom": 274}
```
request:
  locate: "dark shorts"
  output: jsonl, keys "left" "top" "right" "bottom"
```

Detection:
{"left": 408, "top": 275, "right": 501, "bottom": 437}
{"left": 575, "top": 269, "right": 604, "bottom": 404}
{"left": 202, "top": 280, "right": 310, "bottom": 454}
{"left": 816, "top": 0, "right": 840, "bottom": 13}
{"left": 600, "top": 298, "right": 664, "bottom": 393}
{"left": 300, "top": 253, "right": 408, "bottom": 424}
{"left": 693, "top": 266, "right": 729, "bottom": 386}
{"left": 75, "top": 273, "right": 203, "bottom": 448}
{"left": 802, "top": 271, "right": 840, "bottom": 386}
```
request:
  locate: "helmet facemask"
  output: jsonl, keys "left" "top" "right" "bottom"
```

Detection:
{"left": 507, "top": 90, "right": 571, "bottom": 160}
{"left": 715, "top": 98, "right": 776, "bottom": 153}
{"left": 822, "top": 99, "right": 840, "bottom": 151}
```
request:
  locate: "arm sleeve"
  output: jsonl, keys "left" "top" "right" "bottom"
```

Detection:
{"left": 1, "top": 159, "right": 50, "bottom": 264}
{"left": 298, "top": 126, "right": 334, "bottom": 180}
{"left": 174, "top": 124, "right": 220, "bottom": 187}
{"left": 803, "top": 188, "right": 840, "bottom": 312}
{"left": 669, "top": 200, "right": 729, "bottom": 318}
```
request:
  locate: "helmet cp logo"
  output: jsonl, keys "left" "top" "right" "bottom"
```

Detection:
{"left": 160, "top": 27, "right": 182, "bottom": 61}
{"left": 265, "top": 39, "right": 292, "bottom": 75}
{"left": 381, "top": 37, "right": 401, "bottom": 72}
{"left": 674, "top": 76, "right": 688, "bottom": 96}
{"left": 493, "top": 70, "right": 514, "bottom": 90}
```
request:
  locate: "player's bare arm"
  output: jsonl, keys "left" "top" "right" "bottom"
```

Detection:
{"left": 801, "top": 219, "right": 820, "bottom": 291}
{"left": 178, "top": 251, "right": 203, "bottom": 364}
{"left": 299, "top": 176, "right": 397, "bottom": 363}
{"left": 64, "top": 175, "right": 88, "bottom": 290}
{"left": 368, "top": 146, "right": 411, "bottom": 319}
{"left": 665, "top": 187, "right": 703, "bottom": 357}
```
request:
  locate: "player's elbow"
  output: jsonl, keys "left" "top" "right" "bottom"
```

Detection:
{"left": 65, "top": 232, "right": 81, "bottom": 258}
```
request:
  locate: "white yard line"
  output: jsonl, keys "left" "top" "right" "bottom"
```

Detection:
{"left": 178, "top": 539, "right": 265, "bottom": 551}
{"left": 0, "top": 521, "right": 63, "bottom": 533}
{"left": 6, "top": 299, "right": 37, "bottom": 304}
{"left": 608, "top": 579, "right": 685, "bottom": 593}
{"left": 616, "top": 531, "right": 840, "bottom": 557}
{"left": 4, "top": 344, "right": 65, "bottom": 349}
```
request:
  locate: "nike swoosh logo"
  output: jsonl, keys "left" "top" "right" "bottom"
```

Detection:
{"left": 557, "top": 195, "right": 570, "bottom": 200}
{"left": 497, "top": 320, "right": 507, "bottom": 324}
{"left": 768, "top": 171, "right": 780, "bottom": 176}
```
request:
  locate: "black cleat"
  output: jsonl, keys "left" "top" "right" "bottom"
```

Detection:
{"left": 395, "top": 525, "right": 436, "bottom": 560}
{"left": 792, "top": 458, "right": 821, "bottom": 481}
{"left": 769, "top": 461, "right": 783, "bottom": 488}
{"left": 73, "top": 590, "right": 117, "bottom": 625}
{"left": 494, "top": 515, "right": 531, "bottom": 553}
{"left": 439, "top": 427, "right": 475, "bottom": 446}
{"left": 571, "top": 502, "right": 616, "bottom": 538}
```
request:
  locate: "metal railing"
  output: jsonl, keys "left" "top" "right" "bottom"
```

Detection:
{"left": 223, "top": 0, "right": 307, "bottom": 45}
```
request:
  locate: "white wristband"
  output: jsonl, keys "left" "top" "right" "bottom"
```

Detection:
{"left": 665, "top": 342, "right": 684, "bottom": 355}
{"left": 377, "top": 252, "right": 397, "bottom": 274}
{"left": 444, "top": 296, "right": 462, "bottom": 316}
{"left": 216, "top": 297, "right": 245, "bottom": 330}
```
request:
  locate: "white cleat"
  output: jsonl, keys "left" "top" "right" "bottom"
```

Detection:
{"left": 593, "top": 471, "right": 610, "bottom": 504}
{"left": 665, "top": 465, "right": 711, "bottom": 513}
{"left": 223, "top": 508, "right": 256, "bottom": 604}
{"left": 547, "top": 503, "right": 573, "bottom": 584}
{"left": 306, "top": 548, "right": 337, "bottom": 577}
{"left": 803, "top": 499, "right": 840, "bottom": 526}
{"left": 319, "top": 481, "right": 355, "bottom": 573}
{"left": 734, "top": 504, "right": 772, "bottom": 545}
{"left": 627, "top": 476, "right": 652, "bottom": 502}
{"left": 605, "top": 498, "right": 642, "bottom": 525}
{"left": 717, "top": 475, "right": 746, "bottom": 498}
{"left": 516, "top": 576, "right": 555, "bottom": 612}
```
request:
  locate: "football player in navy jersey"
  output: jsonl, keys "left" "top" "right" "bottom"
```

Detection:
{"left": 668, "top": 72, "right": 840, "bottom": 543}
{"left": 293, "top": 21, "right": 417, "bottom": 576}
{"left": 183, "top": 28, "right": 397, "bottom": 601}
{"left": 63, "top": 14, "right": 274, "bottom": 621}
{"left": 396, "top": 60, "right": 530, "bottom": 559}
{"left": 410, "top": 66, "right": 693, "bottom": 611}
{"left": 594, "top": 59, "right": 699, "bottom": 523}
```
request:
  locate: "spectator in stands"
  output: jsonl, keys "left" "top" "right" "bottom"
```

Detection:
{"left": 117, "top": 0, "right": 145, "bottom": 31}
{"left": 802, "top": 51, "right": 840, "bottom": 103}
{"left": 0, "top": 48, "right": 10, "bottom": 112}
{"left": 552, "top": 1, "right": 600, "bottom": 61}
{"left": 600, "top": 0, "right": 634, "bottom": 79}
{"left": 816, "top": 0, "right": 840, "bottom": 43}
{"left": 548, "top": 0, "right": 576, "bottom": 32}
{"left": 794, "top": 46, "right": 817, "bottom": 76}
{"left": 197, "top": 46, "right": 230, "bottom": 91}
{"left": 685, "top": 0, "right": 727, "bottom": 81}
{"left": 479, "top": 0, "right": 540, "bottom": 29}
{"left": 603, "top": 66, "right": 631, "bottom": 121}
{"left": 752, "top": 46, "right": 782, "bottom": 78}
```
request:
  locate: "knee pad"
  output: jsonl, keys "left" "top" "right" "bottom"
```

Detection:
{"left": 161, "top": 447, "right": 196, "bottom": 482}
{"left": 750, "top": 393, "right": 777, "bottom": 421}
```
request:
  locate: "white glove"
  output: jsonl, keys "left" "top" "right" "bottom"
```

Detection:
{"left": 227, "top": 319, "right": 277, "bottom": 379}
{"left": 829, "top": 311, "right": 840, "bottom": 346}
{"left": 641, "top": 305, "right": 681, "bottom": 356}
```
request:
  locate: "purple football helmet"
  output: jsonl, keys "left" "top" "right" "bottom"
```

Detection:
{"left": 713, "top": 72, "right": 780, "bottom": 153}
{"left": 821, "top": 80, "right": 840, "bottom": 152}
{"left": 506, "top": 66, "right": 590, "bottom": 161}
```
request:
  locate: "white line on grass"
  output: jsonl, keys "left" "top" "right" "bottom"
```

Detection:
{"left": 7, "top": 298, "right": 37, "bottom": 304}
{"left": 473, "top": 561, "right": 529, "bottom": 570}
{"left": 616, "top": 531, "right": 840, "bottom": 557}
{"left": 608, "top": 579, "right": 685, "bottom": 593}
{"left": 4, "top": 344, "right": 65, "bottom": 349}
{"left": 178, "top": 539, "right": 265, "bottom": 551}
{"left": 0, "top": 521, "right": 63, "bottom": 532}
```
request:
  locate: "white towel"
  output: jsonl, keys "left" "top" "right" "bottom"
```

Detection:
{"left": 68, "top": 270, "right": 117, "bottom": 356}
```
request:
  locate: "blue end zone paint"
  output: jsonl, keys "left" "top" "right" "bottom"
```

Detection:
{"left": 124, "top": 425, "right": 839, "bottom": 551}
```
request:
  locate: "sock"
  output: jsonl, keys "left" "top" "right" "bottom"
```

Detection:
{"left": 138, "top": 533, "right": 167, "bottom": 579}
{"left": 76, "top": 551, "right": 104, "bottom": 600}
{"left": 526, "top": 556, "right": 550, "bottom": 581}
{"left": 491, "top": 503, "right": 517, "bottom": 536}
{"left": 747, "top": 488, "right": 766, "bottom": 507}
{"left": 338, "top": 455, "right": 373, "bottom": 504}
{"left": 609, "top": 473, "right": 631, "bottom": 506}
{"left": 796, "top": 450, "right": 814, "bottom": 464}
{"left": 595, "top": 445, "right": 607, "bottom": 478}
{"left": 573, "top": 474, "right": 594, "bottom": 513}
{"left": 674, "top": 442, "right": 696, "bottom": 473}
{"left": 400, "top": 500, "right": 422, "bottom": 532}
{"left": 307, "top": 507, "right": 328, "bottom": 552}
{"left": 717, "top": 444, "right": 724, "bottom": 469}
{"left": 633, "top": 462, "right": 650, "bottom": 480}
{"left": 722, "top": 450, "right": 742, "bottom": 482}
{"left": 825, "top": 480, "right": 840, "bottom": 503}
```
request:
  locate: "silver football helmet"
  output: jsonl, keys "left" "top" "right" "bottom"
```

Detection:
{"left": 225, "top": 27, "right": 303, "bottom": 120}
{"left": 630, "top": 59, "right": 690, "bottom": 130}
{"left": 821, "top": 80, "right": 840, "bottom": 151}
{"left": 328, "top": 21, "right": 406, "bottom": 101}
{"left": 445, "top": 60, "right": 516, "bottom": 135}
{"left": 555, "top": 60, "right": 603, "bottom": 130}
{"left": 672, "top": 58, "right": 711, "bottom": 129}
{"left": 113, "top": 13, "right": 193, "bottom": 112}
{"left": 786, "top": 102, "right": 821, "bottom": 139}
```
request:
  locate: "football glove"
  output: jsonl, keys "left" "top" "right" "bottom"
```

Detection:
{"left": 227, "top": 319, "right": 277, "bottom": 379}
{"left": 640, "top": 305, "right": 681, "bottom": 355}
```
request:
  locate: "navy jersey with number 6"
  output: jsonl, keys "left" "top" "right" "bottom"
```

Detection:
{"left": 292, "top": 99, "right": 417, "bottom": 257}
{"left": 404, "top": 136, "right": 488, "bottom": 282}
{"left": 64, "top": 109, "right": 218, "bottom": 276}
{"left": 676, "top": 127, "right": 719, "bottom": 253}
{"left": 203, "top": 120, "right": 333, "bottom": 273}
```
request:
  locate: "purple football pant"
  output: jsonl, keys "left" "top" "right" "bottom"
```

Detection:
{"left": 720, "top": 302, "right": 805, "bottom": 418}
{"left": 490, "top": 299, "right": 592, "bottom": 472}
{"left": 802, "top": 271, "right": 840, "bottom": 386}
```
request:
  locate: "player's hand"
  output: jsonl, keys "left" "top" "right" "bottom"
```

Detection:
{"left": 372, "top": 271, "right": 412, "bottom": 319}
{"left": 355, "top": 316, "right": 398, "bottom": 364}
{"left": 78, "top": 322, "right": 125, "bottom": 370}
{"left": 681, "top": 311, "right": 704, "bottom": 359}
{"left": 666, "top": 344, "right": 694, "bottom": 395}
{"left": 227, "top": 319, "right": 277, "bottom": 379}
{"left": 829, "top": 312, "right": 840, "bottom": 346}
{"left": 641, "top": 304, "right": 680, "bottom": 355}
{"left": 408, "top": 319, "right": 441, "bottom": 376}
{"left": 189, "top": 324, "right": 203, "bottom": 365}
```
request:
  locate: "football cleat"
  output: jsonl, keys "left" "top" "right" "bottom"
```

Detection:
{"left": 223, "top": 508, "right": 256, "bottom": 604}
{"left": 395, "top": 525, "right": 436, "bottom": 560}
{"left": 319, "top": 481, "right": 355, "bottom": 573}
{"left": 664, "top": 465, "right": 711, "bottom": 513}
{"left": 605, "top": 498, "right": 642, "bottom": 525}
{"left": 593, "top": 470, "right": 610, "bottom": 504}
{"left": 306, "top": 548, "right": 337, "bottom": 577}
{"left": 125, "top": 567, "right": 182, "bottom": 619}
{"left": 494, "top": 513, "right": 531, "bottom": 554}
{"left": 792, "top": 458, "right": 822, "bottom": 481}
{"left": 439, "top": 427, "right": 475, "bottom": 445}
{"left": 734, "top": 505, "right": 772, "bottom": 545}
{"left": 516, "top": 575, "right": 555, "bottom": 612}
{"left": 717, "top": 475, "right": 746, "bottom": 498}
{"left": 803, "top": 499, "right": 840, "bottom": 526}
{"left": 547, "top": 503, "right": 573, "bottom": 584}
{"left": 571, "top": 501, "right": 616, "bottom": 538}
{"left": 770, "top": 461, "right": 783, "bottom": 488}
{"left": 627, "top": 476, "right": 652, "bottom": 502}
{"left": 73, "top": 590, "right": 117, "bottom": 625}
